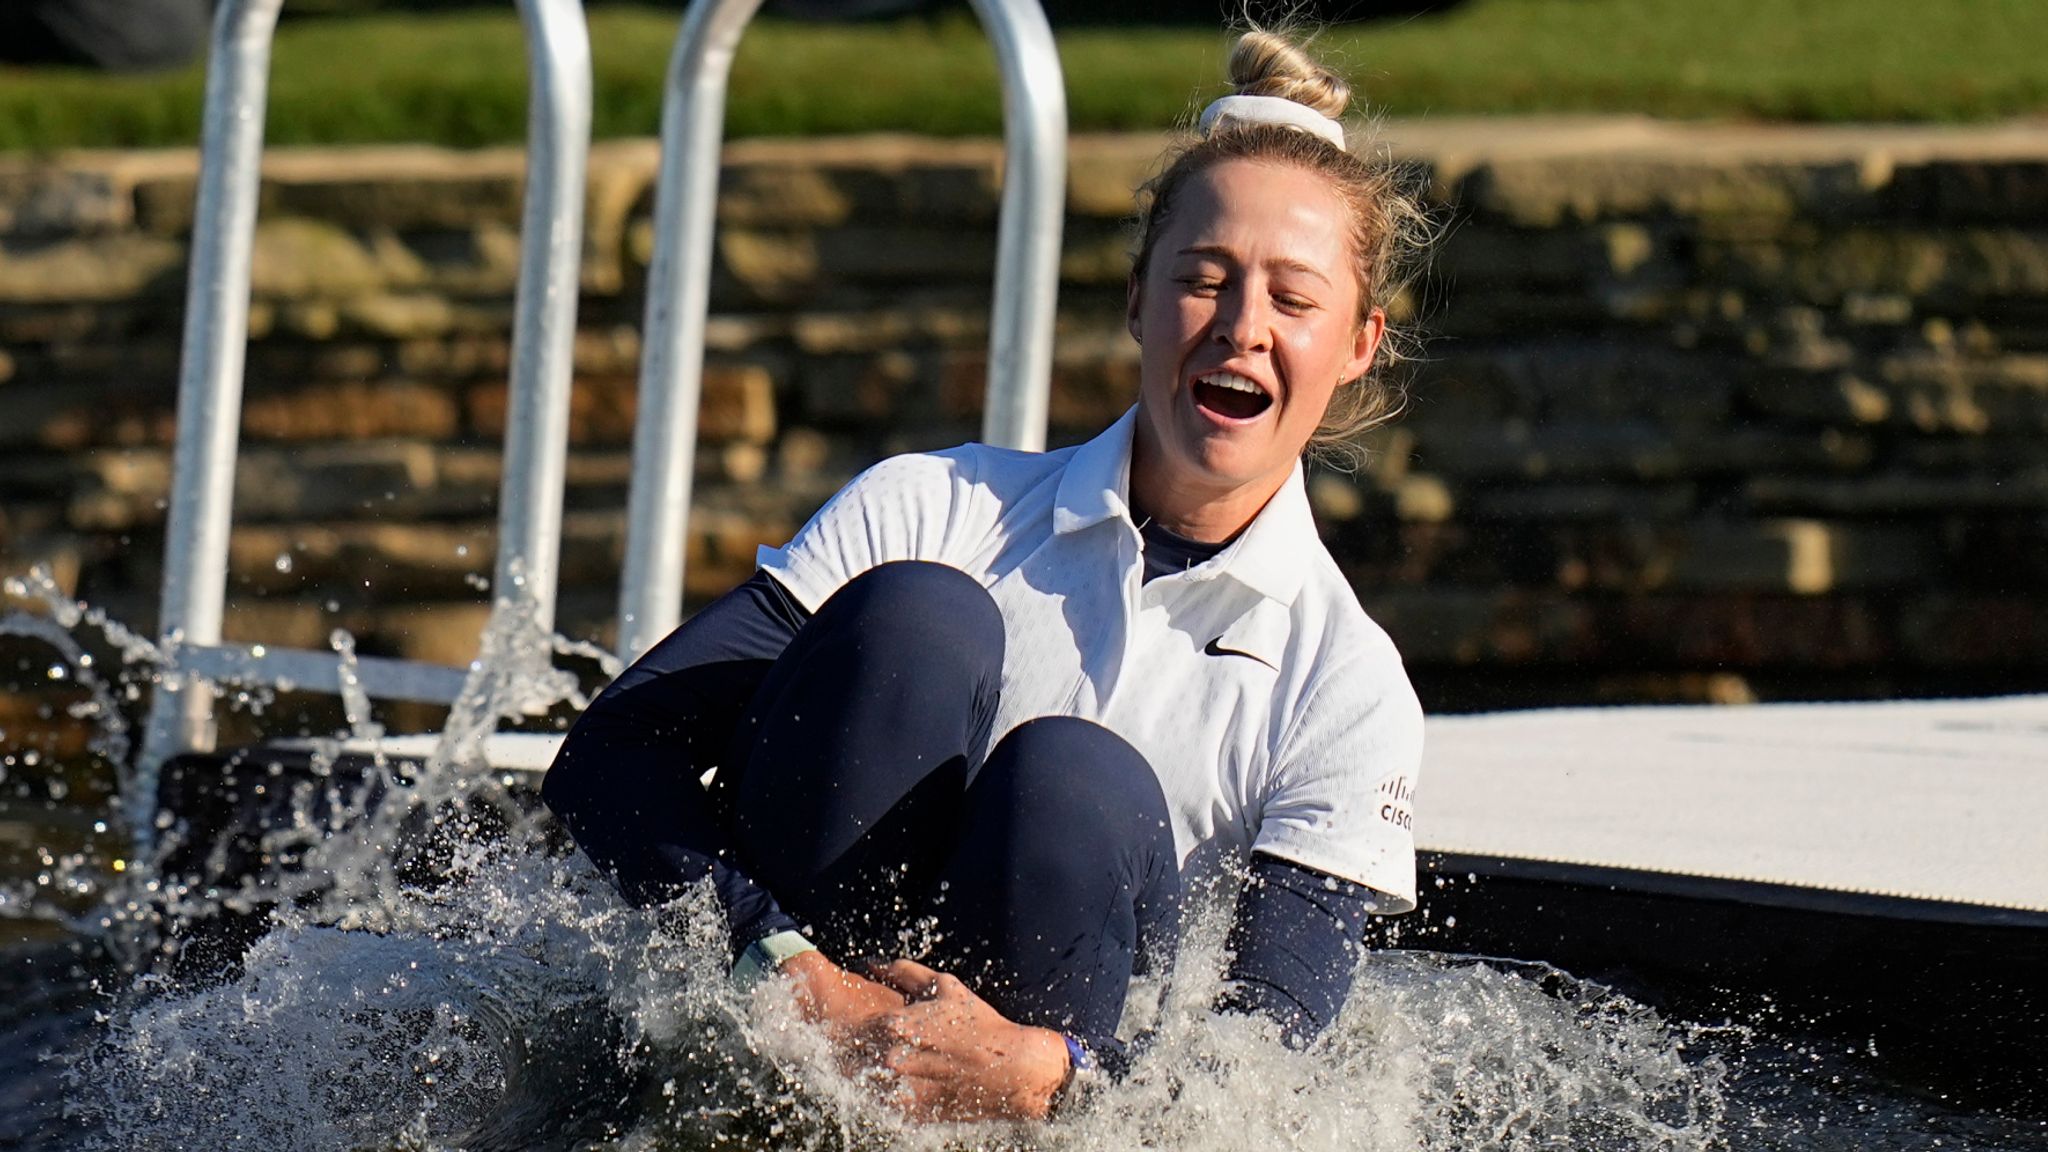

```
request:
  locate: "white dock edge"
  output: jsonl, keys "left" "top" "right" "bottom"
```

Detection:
{"left": 268, "top": 732, "right": 566, "bottom": 776}
{"left": 304, "top": 696, "right": 2048, "bottom": 915}
{"left": 1416, "top": 695, "right": 2048, "bottom": 914}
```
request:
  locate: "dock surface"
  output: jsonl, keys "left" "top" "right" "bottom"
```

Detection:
{"left": 1418, "top": 695, "right": 2048, "bottom": 913}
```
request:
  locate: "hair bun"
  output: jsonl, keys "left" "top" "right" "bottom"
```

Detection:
{"left": 1228, "top": 29, "right": 1351, "bottom": 122}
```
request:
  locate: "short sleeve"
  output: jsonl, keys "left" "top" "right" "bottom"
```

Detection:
{"left": 1252, "top": 657, "right": 1425, "bottom": 913}
{"left": 755, "top": 449, "right": 977, "bottom": 612}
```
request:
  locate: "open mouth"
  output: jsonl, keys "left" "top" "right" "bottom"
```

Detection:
{"left": 1192, "top": 371, "right": 1273, "bottom": 421}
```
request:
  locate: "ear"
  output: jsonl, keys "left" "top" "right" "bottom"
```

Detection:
{"left": 1125, "top": 272, "right": 1144, "bottom": 344}
{"left": 1343, "top": 307, "right": 1388, "bottom": 383}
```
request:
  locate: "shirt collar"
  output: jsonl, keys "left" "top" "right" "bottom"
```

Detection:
{"left": 1053, "top": 407, "right": 1320, "bottom": 607}
{"left": 1052, "top": 407, "right": 1138, "bottom": 536}
{"left": 1211, "top": 463, "right": 1317, "bottom": 606}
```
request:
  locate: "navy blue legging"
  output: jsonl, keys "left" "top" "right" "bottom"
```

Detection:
{"left": 547, "top": 561, "right": 1181, "bottom": 1042}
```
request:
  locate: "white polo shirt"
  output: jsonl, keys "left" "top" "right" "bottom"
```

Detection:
{"left": 757, "top": 408, "right": 1424, "bottom": 910}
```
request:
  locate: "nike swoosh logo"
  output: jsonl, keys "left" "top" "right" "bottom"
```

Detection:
{"left": 1203, "top": 637, "right": 1273, "bottom": 667}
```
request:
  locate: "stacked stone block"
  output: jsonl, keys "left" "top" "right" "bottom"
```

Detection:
{"left": 1, "top": 122, "right": 2043, "bottom": 712}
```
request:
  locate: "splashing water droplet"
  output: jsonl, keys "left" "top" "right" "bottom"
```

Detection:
{"left": 329, "top": 628, "right": 384, "bottom": 742}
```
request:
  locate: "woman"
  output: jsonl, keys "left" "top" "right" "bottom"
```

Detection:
{"left": 543, "top": 28, "right": 1432, "bottom": 1124}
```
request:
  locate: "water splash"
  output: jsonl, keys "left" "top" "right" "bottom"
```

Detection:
{"left": 0, "top": 557, "right": 599, "bottom": 923}
{"left": 1, "top": 596, "right": 148, "bottom": 937}
{"left": 434, "top": 562, "right": 599, "bottom": 774}
{"left": 132, "top": 565, "right": 606, "bottom": 940}
{"left": 73, "top": 850, "right": 1732, "bottom": 1152}
{"left": 7, "top": 566, "right": 170, "bottom": 860}
{"left": 0, "top": 611, "right": 130, "bottom": 775}
{"left": 328, "top": 627, "right": 385, "bottom": 744}
{"left": 92, "top": 789, "right": 1737, "bottom": 1150}
{"left": 4, "top": 566, "right": 163, "bottom": 669}
{"left": 8, "top": 573, "right": 1735, "bottom": 1151}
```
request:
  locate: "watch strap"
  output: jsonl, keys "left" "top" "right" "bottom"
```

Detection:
{"left": 730, "top": 929, "right": 818, "bottom": 989}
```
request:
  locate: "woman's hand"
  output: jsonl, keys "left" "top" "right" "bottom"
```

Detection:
{"left": 852, "top": 958, "right": 1071, "bottom": 1123}
{"left": 778, "top": 949, "right": 908, "bottom": 1038}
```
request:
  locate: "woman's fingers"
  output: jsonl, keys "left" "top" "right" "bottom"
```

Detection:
{"left": 865, "top": 957, "right": 943, "bottom": 999}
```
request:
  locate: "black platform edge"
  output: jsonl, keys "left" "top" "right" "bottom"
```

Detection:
{"left": 1424, "top": 850, "right": 2048, "bottom": 929}
{"left": 1390, "top": 851, "right": 2048, "bottom": 1112}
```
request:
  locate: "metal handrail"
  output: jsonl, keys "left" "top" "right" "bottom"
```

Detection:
{"left": 612, "top": 0, "right": 1067, "bottom": 660}
{"left": 143, "top": 0, "right": 278, "bottom": 770}
{"left": 499, "top": 0, "right": 593, "bottom": 639}
{"left": 137, "top": 0, "right": 593, "bottom": 779}
{"left": 137, "top": 0, "right": 1064, "bottom": 785}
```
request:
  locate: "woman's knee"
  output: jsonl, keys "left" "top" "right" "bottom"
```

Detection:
{"left": 977, "top": 717, "right": 1174, "bottom": 852}
{"left": 821, "top": 561, "right": 1004, "bottom": 666}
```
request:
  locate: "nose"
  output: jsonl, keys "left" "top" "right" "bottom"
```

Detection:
{"left": 1211, "top": 288, "right": 1271, "bottom": 353}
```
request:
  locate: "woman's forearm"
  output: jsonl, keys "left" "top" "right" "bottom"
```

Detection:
{"left": 1219, "top": 852, "right": 1377, "bottom": 1045}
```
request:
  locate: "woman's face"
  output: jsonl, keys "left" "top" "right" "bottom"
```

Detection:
{"left": 1127, "top": 157, "right": 1384, "bottom": 525}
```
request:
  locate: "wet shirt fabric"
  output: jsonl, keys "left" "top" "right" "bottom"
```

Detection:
{"left": 757, "top": 407, "right": 1425, "bottom": 909}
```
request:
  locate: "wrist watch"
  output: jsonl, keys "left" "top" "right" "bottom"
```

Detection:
{"left": 1049, "top": 1032, "right": 1098, "bottom": 1117}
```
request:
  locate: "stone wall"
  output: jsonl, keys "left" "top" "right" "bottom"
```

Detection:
{"left": 3, "top": 120, "right": 2045, "bottom": 713}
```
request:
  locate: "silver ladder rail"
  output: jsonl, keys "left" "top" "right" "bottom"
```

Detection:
{"left": 138, "top": 0, "right": 593, "bottom": 774}
{"left": 613, "top": 0, "right": 1067, "bottom": 661}
{"left": 138, "top": 0, "right": 1061, "bottom": 802}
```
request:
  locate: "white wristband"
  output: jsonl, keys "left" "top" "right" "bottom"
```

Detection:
{"left": 731, "top": 929, "right": 818, "bottom": 989}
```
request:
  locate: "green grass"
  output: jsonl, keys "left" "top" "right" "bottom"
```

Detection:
{"left": 2, "top": 0, "right": 2045, "bottom": 151}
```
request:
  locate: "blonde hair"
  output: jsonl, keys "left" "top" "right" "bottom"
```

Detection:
{"left": 1228, "top": 27, "right": 1351, "bottom": 118}
{"left": 1133, "top": 29, "right": 1437, "bottom": 467}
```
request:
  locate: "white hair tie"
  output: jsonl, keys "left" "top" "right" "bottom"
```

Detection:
{"left": 1197, "top": 94, "right": 1346, "bottom": 152}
